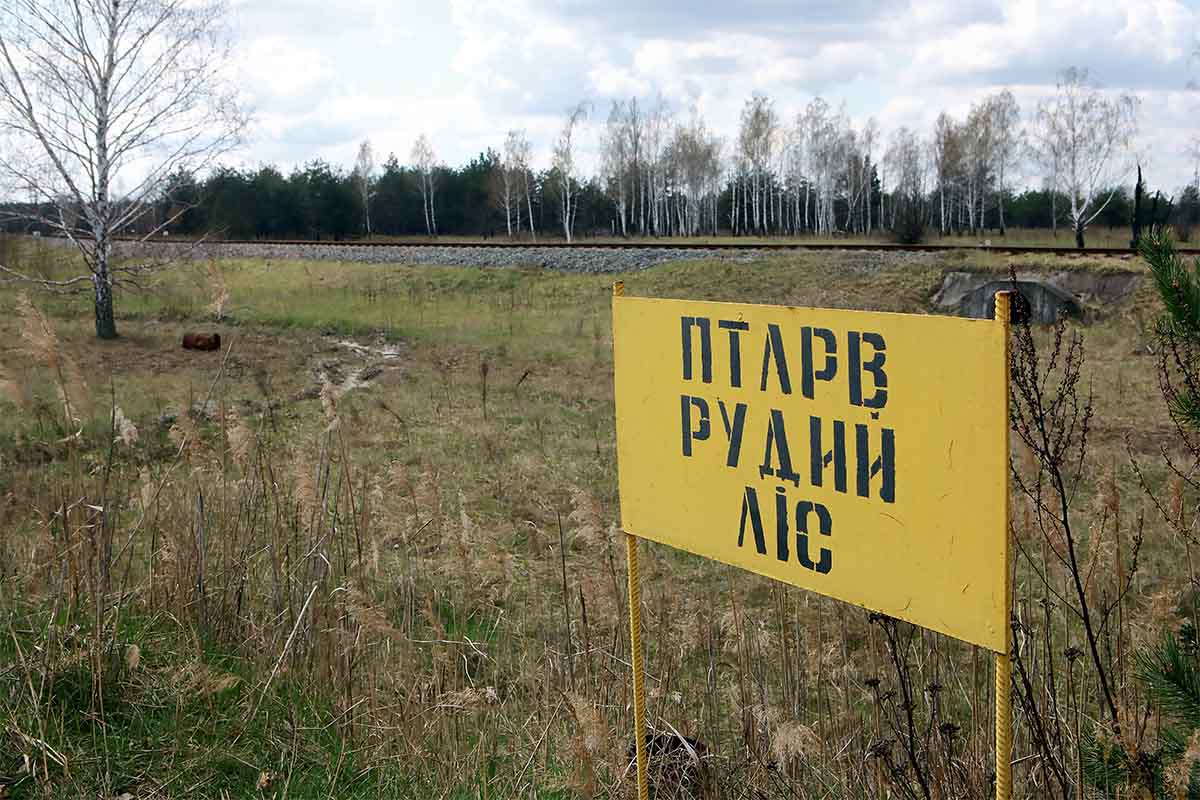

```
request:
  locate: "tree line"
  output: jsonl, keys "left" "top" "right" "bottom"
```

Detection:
{"left": 5, "top": 66, "right": 1199, "bottom": 248}
{"left": 37, "top": 159, "right": 1181, "bottom": 244}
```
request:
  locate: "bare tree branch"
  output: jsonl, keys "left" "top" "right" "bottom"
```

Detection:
{"left": 0, "top": 0, "right": 245, "bottom": 338}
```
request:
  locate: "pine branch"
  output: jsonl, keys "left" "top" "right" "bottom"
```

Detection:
{"left": 1137, "top": 634, "right": 1200, "bottom": 731}
{"left": 1080, "top": 731, "right": 1136, "bottom": 797}
{"left": 1141, "top": 230, "right": 1200, "bottom": 336}
{"left": 1174, "top": 392, "right": 1200, "bottom": 432}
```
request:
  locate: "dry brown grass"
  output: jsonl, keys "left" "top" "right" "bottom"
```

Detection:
{"left": 0, "top": 247, "right": 1192, "bottom": 798}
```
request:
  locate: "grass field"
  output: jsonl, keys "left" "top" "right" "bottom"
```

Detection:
{"left": 0, "top": 240, "right": 1193, "bottom": 798}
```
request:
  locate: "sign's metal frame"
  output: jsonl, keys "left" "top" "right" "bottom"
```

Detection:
{"left": 613, "top": 281, "right": 1012, "bottom": 800}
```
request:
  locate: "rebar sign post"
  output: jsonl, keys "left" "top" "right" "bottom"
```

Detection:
{"left": 615, "top": 280, "right": 650, "bottom": 800}
{"left": 994, "top": 290, "right": 1013, "bottom": 800}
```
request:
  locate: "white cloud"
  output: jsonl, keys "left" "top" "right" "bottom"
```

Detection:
{"left": 218, "top": 0, "right": 1199, "bottom": 189}
{"left": 904, "top": 0, "right": 1197, "bottom": 89}
{"left": 237, "top": 36, "right": 334, "bottom": 104}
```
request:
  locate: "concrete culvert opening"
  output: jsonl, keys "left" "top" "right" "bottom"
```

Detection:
{"left": 972, "top": 281, "right": 1083, "bottom": 324}
{"left": 932, "top": 270, "right": 1140, "bottom": 324}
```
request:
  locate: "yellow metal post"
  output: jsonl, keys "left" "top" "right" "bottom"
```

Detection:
{"left": 626, "top": 532, "right": 650, "bottom": 800}
{"left": 996, "top": 652, "right": 1012, "bottom": 800}
{"left": 994, "top": 290, "right": 1013, "bottom": 800}
{"left": 615, "top": 280, "right": 650, "bottom": 800}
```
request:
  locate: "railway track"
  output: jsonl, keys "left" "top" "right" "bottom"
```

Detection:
{"left": 124, "top": 237, "right": 1199, "bottom": 257}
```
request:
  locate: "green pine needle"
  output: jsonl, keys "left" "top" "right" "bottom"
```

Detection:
{"left": 1174, "top": 392, "right": 1200, "bottom": 431}
{"left": 1137, "top": 634, "right": 1200, "bottom": 731}
{"left": 1141, "top": 230, "right": 1200, "bottom": 337}
{"left": 1081, "top": 733, "right": 1137, "bottom": 796}
{"left": 1142, "top": 230, "right": 1200, "bottom": 430}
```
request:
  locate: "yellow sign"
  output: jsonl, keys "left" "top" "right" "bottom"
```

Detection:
{"left": 614, "top": 294, "right": 1009, "bottom": 653}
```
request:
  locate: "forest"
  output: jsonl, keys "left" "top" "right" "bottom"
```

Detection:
{"left": 4, "top": 72, "right": 1197, "bottom": 246}
{"left": 28, "top": 155, "right": 1196, "bottom": 244}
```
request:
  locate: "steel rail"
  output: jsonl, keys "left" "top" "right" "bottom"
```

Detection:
{"left": 111, "top": 236, "right": 1198, "bottom": 256}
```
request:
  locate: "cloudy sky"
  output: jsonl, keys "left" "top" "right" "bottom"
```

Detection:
{"left": 229, "top": 0, "right": 1200, "bottom": 189}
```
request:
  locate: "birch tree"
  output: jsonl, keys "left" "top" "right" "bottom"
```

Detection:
{"left": 801, "top": 98, "right": 840, "bottom": 235}
{"left": 1033, "top": 67, "right": 1139, "bottom": 248}
{"left": 411, "top": 133, "right": 438, "bottom": 236}
{"left": 353, "top": 139, "right": 375, "bottom": 236}
{"left": 621, "top": 99, "right": 643, "bottom": 234}
{"left": 499, "top": 130, "right": 521, "bottom": 237}
{"left": 600, "top": 100, "right": 632, "bottom": 236}
{"left": 986, "top": 90, "right": 1022, "bottom": 235}
{"left": 885, "top": 126, "right": 927, "bottom": 240}
{"left": 1029, "top": 118, "right": 1064, "bottom": 238}
{"left": 551, "top": 103, "right": 587, "bottom": 242}
{"left": 858, "top": 119, "right": 878, "bottom": 234}
{"left": 1190, "top": 137, "right": 1200, "bottom": 195}
{"left": 664, "top": 112, "right": 721, "bottom": 236}
{"left": 887, "top": 127, "right": 927, "bottom": 203}
{"left": 931, "top": 113, "right": 959, "bottom": 235}
{"left": 654, "top": 100, "right": 674, "bottom": 234}
{"left": 961, "top": 102, "right": 993, "bottom": 234}
{"left": 499, "top": 129, "right": 534, "bottom": 239}
{"left": 738, "top": 94, "right": 779, "bottom": 234}
{"left": 782, "top": 118, "right": 806, "bottom": 234}
{"left": 0, "top": 0, "right": 245, "bottom": 339}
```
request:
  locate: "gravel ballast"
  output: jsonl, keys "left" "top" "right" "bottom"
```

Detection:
{"left": 111, "top": 240, "right": 778, "bottom": 273}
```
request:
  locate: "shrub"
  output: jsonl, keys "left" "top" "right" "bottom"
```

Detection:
{"left": 892, "top": 201, "right": 926, "bottom": 245}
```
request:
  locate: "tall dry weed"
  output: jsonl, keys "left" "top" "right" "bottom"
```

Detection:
{"left": 290, "top": 449, "right": 321, "bottom": 524}
{"left": 320, "top": 378, "right": 342, "bottom": 432}
{"left": 567, "top": 487, "right": 604, "bottom": 549}
{"left": 206, "top": 260, "right": 230, "bottom": 320}
{"left": 168, "top": 410, "right": 203, "bottom": 459}
{"left": 113, "top": 405, "right": 138, "bottom": 447}
{"left": 0, "top": 358, "right": 30, "bottom": 410}
{"left": 412, "top": 465, "right": 441, "bottom": 527}
{"left": 1167, "top": 730, "right": 1200, "bottom": 799}
{"left": 564, "top": 692, "right": 612, "bottom": 797}
{"left": 16, "top": 293, "right": 87, "bottom": 423}
{"left": 224, "top": 408, "right": 255, "bottom": 466}
{"left": 345, "top": 584, "right": 403, "bottom": 640}
{"left": 770, "top": 719, "right": 821, "bottom": 767}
